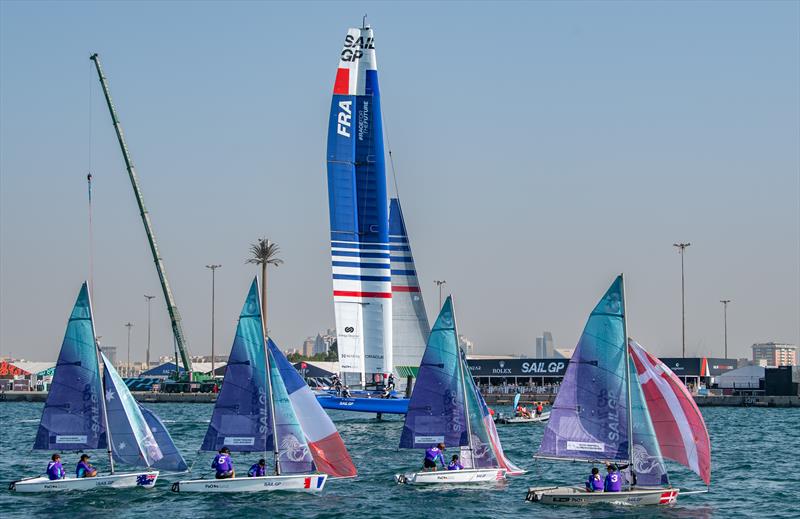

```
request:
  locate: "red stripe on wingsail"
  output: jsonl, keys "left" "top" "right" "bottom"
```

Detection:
{"left": 334, "top": 290, "right": 392, "bottom": 298}
{"left": 308, "top": 432, "right": 357, "bottom": 478}
{"left": 392, "top": 286, "right": 420, "bottom": 292}
{"left": 333, "top": 68, "right": 349, "bottom": 95}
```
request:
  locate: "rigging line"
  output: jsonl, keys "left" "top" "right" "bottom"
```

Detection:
{"left": 381, "top": 100, "right": 401, "bottom": 202}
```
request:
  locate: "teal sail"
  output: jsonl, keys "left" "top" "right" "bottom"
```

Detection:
{"left": 201, "top": 279, "right": 272, "bottom": 452}
{"left": 34, "top": 282, "right": 107, "bottom": 451}
{"left": 101, "top": 353, "right": 163, "bottom": 468}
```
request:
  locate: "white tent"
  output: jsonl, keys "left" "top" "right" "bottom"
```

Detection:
{"left": 716, "top": 365, "right": 764, "bottom": 389}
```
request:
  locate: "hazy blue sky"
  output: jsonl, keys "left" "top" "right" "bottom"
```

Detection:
{"left": 1, "top": 1, "right": 798, "bottom": 364}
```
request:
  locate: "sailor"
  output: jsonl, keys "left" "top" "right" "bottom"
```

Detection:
{"left": 515, "top": 404, "right": 525, "bottom": 417}
{"left": 423, "top": 443, "right": 446, "bottom": 471}
{"left": 75, "top": 454, "right": 97, "bottom": 478}
{"left": 535, "top": 403, "right": 544, "bottom": 417}
{"left": 584, "top": 467, "right": 603, "bottom": 492}
{"left": 387, "top": 373, "right": 395, "bottom": 390}
{"left": 341, "top": 386, "right": 351, "bottom": 398}
{"left": 382, "top": 387, "right": 391, "bottom": 399}
{"left": 447, "top": 455, "right": 464, "bottom": 471}
{"left": 247, "top": 458, "right": 267, "bottom": 477}
{"left": 212, "top": 447, "right": 235, "bottom": 479}
{"left": 604, "top": 464, "right": 622, "bottom": 492}
{"left": 46, "top": 453, "right": 65, "bottom": 480}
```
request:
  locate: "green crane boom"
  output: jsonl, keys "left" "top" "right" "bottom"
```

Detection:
{"left": 90, "top": 53, "right": 193, "bottom": 376}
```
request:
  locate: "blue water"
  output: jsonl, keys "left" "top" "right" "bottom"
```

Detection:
{"left": 1, "top": 403, "right": 798, "bottom": 518}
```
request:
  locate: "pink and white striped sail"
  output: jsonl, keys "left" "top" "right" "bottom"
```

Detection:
{"left": 629, "top": 340, "right": 711, "bottom": 485}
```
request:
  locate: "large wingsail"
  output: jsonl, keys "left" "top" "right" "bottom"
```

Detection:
{"left": 629, "top": 340, "right": 711, "bottom": 485}
{"left": 268, "top": 339, "right": 357, "bottom": 478}
{"left": 538, "top": 276, "right": 631, "bottom": 462}
{"left": 389, "top": 198, "right": 430, "bottom": 375}
{"left": 101, "top": 352, "right": 163, "bottom": 468}
{"left": 326, "top": 24, "right": 392, "bottom": 384}
{"left": 399, "top": 297, "right": 468, "bottom": 449}
{"left": 200, "top": 280, "right": 272, "bottom": 453}
{"left": 34, "top": 282, "right": 107, "bottom": 451}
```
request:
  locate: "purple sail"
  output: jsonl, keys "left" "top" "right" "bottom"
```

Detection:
{"left": 538, "top": 276, "right": 630, "bottom": 462}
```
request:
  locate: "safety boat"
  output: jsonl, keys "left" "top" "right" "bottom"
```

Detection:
{"left": 172, "top": 279, "right": 357, "bottom": 493}
{"left": 11, "top": 283, "right": 187, "bottom": 492}
{"left": 395, "top": 297, "right": 525, "bottom": 485}
{"left": 525, "top": 275, "right": 711, "bottom": 506}
{"left": 494, "top": 394, "right": 550, "bottom": 424}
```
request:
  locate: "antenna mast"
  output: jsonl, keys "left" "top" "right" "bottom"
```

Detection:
{"left": 89, "top": 53, "right": 193, "bottom": 376}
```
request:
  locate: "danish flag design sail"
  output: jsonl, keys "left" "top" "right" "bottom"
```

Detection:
{"left": 389, "top": 198, "right": 430, "bottom": 373}
{"left": 326, "top": 24, "right": 392, "bottom": 384}
{"left": 629, "top": 340, "right": 711, "bottom": 485}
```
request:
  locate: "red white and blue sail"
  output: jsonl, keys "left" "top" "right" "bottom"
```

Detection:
{"left": 326, "top": 24, "right": 392, "bottom": 381}
{"left": 389, "top": 198, "right": 430, "bottom": 373}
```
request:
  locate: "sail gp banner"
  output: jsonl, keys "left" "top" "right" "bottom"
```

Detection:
{"left": 467, "top": 358, "right": 568, "bottom": 378}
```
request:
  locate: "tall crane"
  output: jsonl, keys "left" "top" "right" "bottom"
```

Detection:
{"left": 90, "top": 53, "right": 193, "bottom": 378}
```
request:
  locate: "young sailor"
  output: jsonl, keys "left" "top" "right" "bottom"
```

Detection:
{"left": 447, "top": 455, "right": 463, "bottom": 471}
{"left": 46, "top": 454, "right": 65, "bottom": 480}
{"left": 247, "top": 458, "right": 267, "bottom": 477}
{"left": 212, "top": 447, "right": 235, "bottom": 479}
{"left": 585, "top": 467, "right": 603, "bottom": 492}
{"left": 604, "top": 464, "right": 622, "bottom": 492}
{"left": 423, "top": 443, "right": 446, "bottom": 471}
{"left": 75, "top": 454, "right": 97, "bottom": 478}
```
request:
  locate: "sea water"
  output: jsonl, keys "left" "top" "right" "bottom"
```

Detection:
{"left": 1, "top": 402, "right": 798, "bottom": 518}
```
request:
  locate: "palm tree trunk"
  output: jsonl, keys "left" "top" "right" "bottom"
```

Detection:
{"left": 261, "top": 261, "right": 268, "bottom": 340}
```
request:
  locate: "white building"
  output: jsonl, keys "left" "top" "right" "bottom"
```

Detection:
{"left": 752, "top": 342, "right": 797, "bottom": 367}
{"left": 535, "top": 331, "right": 554, "bottom": 357}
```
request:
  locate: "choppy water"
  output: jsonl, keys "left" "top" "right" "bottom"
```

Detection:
{"left": 1, "top": 403, "right": 798, "bottom": 518}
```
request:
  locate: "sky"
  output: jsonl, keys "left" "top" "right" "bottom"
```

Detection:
{"left": 1, "top": 1, "right": 798, "bottom": 364}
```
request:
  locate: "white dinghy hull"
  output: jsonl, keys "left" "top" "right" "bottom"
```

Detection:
{"left": 395, "top": 468, "right": 506, "bottom": 485}
{"left": 526, "top": 486, "right": 679, "bottom": 506}
{"left": 171, "top": 473, "right": 328, "bottom": 493}
{"left": 10, "top": 471, "right": 158, "bottom": 492}
{"left": 496, "top": 412, "right": 550, "bottom": 424}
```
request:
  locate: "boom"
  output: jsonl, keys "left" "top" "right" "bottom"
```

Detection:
{"left": 90, "top": 53, "right": 193, "bottom": 375}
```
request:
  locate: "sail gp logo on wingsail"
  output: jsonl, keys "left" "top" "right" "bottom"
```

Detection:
{"left": 337, "top": 101, "right": 352, "bottom": 137}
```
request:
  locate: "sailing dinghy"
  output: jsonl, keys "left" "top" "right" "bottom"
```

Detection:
{"left": 395, "top": 297, "right": 524, "bottom": 485}
{"left": 11, "top": 282, "right": 187, "bottom": 492}
{"left": 172, "top": 279, "right": 356, "bottom": 493}
{"left": 495, "top": 394, "right": 550, "bottom": 424}
{"left": 526, "top": 275, "right": 711, "bottom": 506}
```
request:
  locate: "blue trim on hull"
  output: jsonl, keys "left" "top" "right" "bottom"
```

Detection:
{"left": 316, "top": 395, "right": 409, "bottom": 414}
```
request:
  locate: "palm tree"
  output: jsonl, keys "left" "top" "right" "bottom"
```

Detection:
{"left": 246, "top": 238, "right": 283, "bottom": 339}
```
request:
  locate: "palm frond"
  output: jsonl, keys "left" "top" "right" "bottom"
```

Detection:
{"left": 245, "top": 238, "right": 284, "bottom": 266}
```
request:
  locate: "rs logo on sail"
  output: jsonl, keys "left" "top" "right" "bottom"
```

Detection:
{"left": 337, "top": 101, "right": 352, "bottom": 137}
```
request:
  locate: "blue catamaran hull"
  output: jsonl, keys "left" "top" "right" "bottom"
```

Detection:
{"left": 316, "top": 395, "right": 409, "bottom": 414}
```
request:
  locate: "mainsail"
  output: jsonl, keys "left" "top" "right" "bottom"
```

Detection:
{"left": 268, "top": 339, "right": 357, "bottom": 478}
{"left": 201, "top": 280, "right": 271, "bottom": 453}
{"left": 326, "top": 24, "right": 393, "bottom": 384}
{"left": 400, "top": 297, "right": 523, "bottom": 474}
{"left": 101, "top": 353, "right": 163, "bottom": 468}
{"left": 389, "top": 198, "right": 430, "bottom": 374}
{"left": 34, "top": 282, "right": 106, "bottom": 451}
{"left": 629, "top": 340, "right": 711, "bottom": 485}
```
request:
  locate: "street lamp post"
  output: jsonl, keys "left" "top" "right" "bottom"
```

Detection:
{"left": 125, "top": 322, "right": 134, "bottom": 377}
{"left": 434, "top": 280, "right": 447, "bottom": 309}
{"left": 144, "top": 295, "right": 155, "bottom": 370}
{"left": 720, "top": 299, "right": 731, "bottom": 358}
{"left": 673, "top": 243, "right": 691, "bottom": 358}
{"left": 206, "top": 264, "right": 222, "bottom": 376}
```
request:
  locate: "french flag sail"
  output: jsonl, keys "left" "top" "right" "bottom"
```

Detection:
{"left": 629, "top": 340, "right": 712, "bottom": 486}
{"left": 389, "top": 198, "right": 430, "bottom": 375}
{"left": 326, "top": 23, "right": 393, "bottom": 386}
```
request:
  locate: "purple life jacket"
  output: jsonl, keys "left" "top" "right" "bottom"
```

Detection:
{"left": 604, "top": 471, "right": 622, "bottom": 492}
{"left": 585, "top": 474, "right": 603, "bottom": 491}
{"left": 248, "top": 463, "right": 266, "bottom": 477}
{"left": 47, "top": 461, "right": 64, "bottom": 480}
{"left": 212, "top": 454, "right": 233, "bottom": 474}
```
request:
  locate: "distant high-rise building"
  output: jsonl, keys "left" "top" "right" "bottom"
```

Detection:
{"left": 301, "top": 337, "right": 315, "bottom": 357}
{"left": 752, "top": 342, "right": 797, "bottom": 367}
{"left": 535, "top": 331, "right": 554, "bottom": 358}
{"left": 458, "top": 335, "right": 475, "bottom": 354}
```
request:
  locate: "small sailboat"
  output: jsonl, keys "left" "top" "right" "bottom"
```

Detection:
{"left": 11, "top": 282, "right": 187, "bottom": 492}
{"left": 495, "top": 394, "right": 551, "bottom": 424}
{"left": 172, "top": 279, "right": 357, "bottom": 493}
{"left": 526, "top": 275, "right": 711, "bottom": 506}
{"left": 395, "top": 297, "right": 524, "bottom": 485}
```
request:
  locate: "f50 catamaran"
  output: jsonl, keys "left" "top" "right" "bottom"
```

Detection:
{"left": 11, "top": 283, "right": 187, "bottom": 492}
{"left": 395, "top": 297, "right": 524, "bottom": 485}
{"left": 172, "top": 279, "right": 356, "bottom": 493}
{"left": 526, "top": 275, "right": 711, "bottom": 506}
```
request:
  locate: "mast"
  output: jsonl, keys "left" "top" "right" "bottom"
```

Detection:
{"left": 620, "top": 274, "right": 634, "bottom": 486}
{"left": 260, "top": 286, "right": 281, "bottom": 475}
{"left": 89, "top": 53, "right": 193, "bottom": 377}
{"left": 451, "top": 297, "right": 475, "bottom": 459}
{"left": 87, "top": 287, "right": 115, "bottom": 474}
